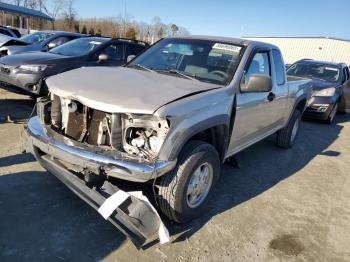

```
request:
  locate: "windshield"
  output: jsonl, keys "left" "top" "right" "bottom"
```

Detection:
{"left": 20, "top": 32, "right": 53, "bottom": 44}
{"left": 287, "top": 63, "right": 340, "bottom": 83}
{"left": 49, "top": 38, "right": 106, "bottom": 56}
{"left": 128, "top": 38, "right": 244, "bottom": 85}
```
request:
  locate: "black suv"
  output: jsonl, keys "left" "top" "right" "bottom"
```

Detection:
{"left": 0, "top": 37, "right": 149, "bottom": 96}
{"left": 287, "top": 59, "right": 350, "bottom": 124}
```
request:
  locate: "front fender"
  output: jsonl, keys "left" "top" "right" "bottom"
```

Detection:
{"left": 155, "top": 88, "right": 233, "bottom": 161}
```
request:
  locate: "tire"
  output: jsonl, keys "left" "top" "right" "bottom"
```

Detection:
{"left": 276, "top": 110, "right": 301, "bottom": 149}
{"left": 157, "top": 140, "right": 221, "bottom": 223}
{"left": 326, "top": 103, "right": 338, "bottom": 125}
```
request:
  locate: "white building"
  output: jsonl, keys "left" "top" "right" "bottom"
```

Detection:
{"left": 243, "top": 36, "right": 350, "bottom": 66}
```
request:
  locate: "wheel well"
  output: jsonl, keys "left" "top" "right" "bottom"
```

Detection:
{"left": 296, "top": 99, "right": 307, "bottom": 113}
{"left": 189, "top": 125, "right": 228, "bottom": 161}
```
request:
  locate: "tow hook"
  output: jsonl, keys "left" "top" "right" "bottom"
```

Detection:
{"left": 84, "top": 169, "right": 106, "bottom": 188}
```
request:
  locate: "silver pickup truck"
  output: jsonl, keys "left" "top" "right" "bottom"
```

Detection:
{"left": 26, "top": 36, "right": 311, "bottom": 247}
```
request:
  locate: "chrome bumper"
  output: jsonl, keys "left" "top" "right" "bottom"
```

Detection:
{"left": 27, "top": 116, "right": 176, "bottom": 182}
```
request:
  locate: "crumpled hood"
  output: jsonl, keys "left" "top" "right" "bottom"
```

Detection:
{"left": 46, "top": 66, "right": 220, "bottom": 114}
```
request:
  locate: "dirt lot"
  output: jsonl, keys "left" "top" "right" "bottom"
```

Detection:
{"left": 1, "top": 86, "right": 350, "bottom": 262}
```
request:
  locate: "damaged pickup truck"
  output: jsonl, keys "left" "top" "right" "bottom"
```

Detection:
{"left": 26, "top": 36, "right": 312, "bottom": 247}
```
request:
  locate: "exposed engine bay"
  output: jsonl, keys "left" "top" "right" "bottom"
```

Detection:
{"left": 37, "top": 94, "right": 170, "bottom": 161}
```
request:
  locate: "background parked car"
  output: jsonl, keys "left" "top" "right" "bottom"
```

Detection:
{"left": 0, "top": 30, "right": 85, "bottom": 57}
{"left": 0, "top": 37, "right": 149, "bottom": 96}
{"left": 287, "top": 59, "right": 350, "bottom": 124}
{"left": 0, "top": 26, "right": 21, "bottom": 38}
{"left": 0, "top": 26, "right": 22, "bottom": 47}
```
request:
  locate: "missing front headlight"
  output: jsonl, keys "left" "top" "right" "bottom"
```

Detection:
{"left": 122, "top": 114, "right": 169, "bottom": 158}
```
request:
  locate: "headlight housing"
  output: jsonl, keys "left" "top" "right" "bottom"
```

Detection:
{"left": 122, "top": 114, "right": 169, "bottom": 159}
{"left": 313, "top": 87, "right": 336, "bottom": 97}
{"left": 17, "top": 64, "right": 52, "bottom": 73}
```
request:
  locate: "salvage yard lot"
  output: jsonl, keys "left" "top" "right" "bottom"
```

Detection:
{"left": 1, "top": 86, "right": 350, "bottom": 262}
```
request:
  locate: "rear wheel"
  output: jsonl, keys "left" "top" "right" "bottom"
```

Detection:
{"left": 157, "top": 140, "right": 220, "bottom": 223}
{"left": 276, "top": 110, "right": 301, "bottom": 149}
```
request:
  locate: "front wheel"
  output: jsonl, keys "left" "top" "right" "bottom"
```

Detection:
{"left": 276, "top": 110, "right": 301, "bottom": 149}
{"left": 157, "top": 140, "right": 221, "bottom": 223}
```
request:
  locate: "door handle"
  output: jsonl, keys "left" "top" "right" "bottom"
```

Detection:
{"left": 267, "top": 92, "right": 276, "bottom": 102}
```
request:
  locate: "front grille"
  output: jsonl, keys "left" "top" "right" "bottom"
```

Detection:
{"left": 49, "top": 96, "right": 122, "bottom": 149}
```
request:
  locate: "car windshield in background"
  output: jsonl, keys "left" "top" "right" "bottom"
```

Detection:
{"left": 49, "top": 38, "right": 107, "bottom": 56}
{"left": 20, "top": 32, "right": 53, "bottom": 44}
{"left": 128, "top": 38, "right": 244, "bottom": 85}
{"left": 287, "top": 63, "right": 340, "bottom": 83}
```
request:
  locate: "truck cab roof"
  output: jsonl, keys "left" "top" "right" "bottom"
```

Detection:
{"left": 167, "top": 35, "right": 280, "bottom": 50}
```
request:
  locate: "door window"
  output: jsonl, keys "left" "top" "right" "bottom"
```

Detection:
{"left": 96, "top": 44, "right": 125, "bottom": 61}
{"left": 272, "top": 49, "right": 285, "bottom": 85}
{"left": 49, "top": 36, "right": 71, "bottom": 47}
{"left": 245, "top": 52, "right": 270, "bottom": 84}
{"left": 127, "top": 44, "right": 145, "bottom": 56}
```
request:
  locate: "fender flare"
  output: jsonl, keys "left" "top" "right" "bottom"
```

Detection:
{"left": 286, "top": 94, "right": 308, "bottom": 124}
{"left": 164, "top": 114, "right": 231, "bottom": 161}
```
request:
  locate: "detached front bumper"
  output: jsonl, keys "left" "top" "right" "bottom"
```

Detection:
{"left": 27, "top": 116, "right": 173, "bottom": 247}
{"left": 27, "top": 116, "right": 176, "bottom": 183}
{"left": 0, "top": 65, "right": 43, "bottom": 95}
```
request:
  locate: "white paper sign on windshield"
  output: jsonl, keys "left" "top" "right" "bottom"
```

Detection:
{"left": 89, "top": 41, "right": 103, "bottom": 45}
{"left": 213, "top": 43, "right": 242, "bottom": 52}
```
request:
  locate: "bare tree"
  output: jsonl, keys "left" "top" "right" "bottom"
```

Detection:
{"left": 170, "top": 24, "right": 179, "bottom": 36}
{"left": 61, "top": 0, "right": 77, "bottom": 31}
{"left": 42, "top": 0, "right": 65, "bottom": 29}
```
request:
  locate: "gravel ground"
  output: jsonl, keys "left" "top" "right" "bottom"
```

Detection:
{"left": 1, "top": 86, "right": 350, "bottom": 262}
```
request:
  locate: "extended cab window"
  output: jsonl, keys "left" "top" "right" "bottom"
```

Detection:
{"left": 245, "top": 52, "right": 270, "bottom": 83}
{"left": 272, "top": 49, "right": 285, "bottom": 85}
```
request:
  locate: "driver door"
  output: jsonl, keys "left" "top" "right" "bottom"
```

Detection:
{"left": 227, "top": 49, "right": 279, "bottom": 154}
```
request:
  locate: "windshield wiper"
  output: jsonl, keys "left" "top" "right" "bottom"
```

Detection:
{"left": 130, "top": 64, "right": 155, "bottom": 72}
{"left": 154, "top": 69, "right": 198, "bottom": 81}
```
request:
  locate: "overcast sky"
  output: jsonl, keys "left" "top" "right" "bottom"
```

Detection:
{"left": 74, "top": 0, "right": 350, "bottom": 39}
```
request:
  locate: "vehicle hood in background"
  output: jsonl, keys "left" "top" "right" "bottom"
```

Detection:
{"left": 0, "top": 51, "right": 68, "bottom": 66}
{"left": 0, "top": 43, "right": 38, "bottom": 56}
{"left": 310, "top": 79, "right": 339, "bottom": 91}
{"left": 47, "top": 67, "right": 220, "bottom": 114}
{"left": 0, "top": 38, "right": 29, "bottom": 48}
{"left": 0, "top": 35, "right": 17, "bottom": 47}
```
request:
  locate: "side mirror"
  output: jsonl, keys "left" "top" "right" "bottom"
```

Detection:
{"left": 98, "top": 54, "right": 109, "bottom": 62}
{"left": 47, "top": 42, "right": 57, "bottom": 49}
{"left": 127, "top": 55, "right": 136, "bottom": 63}
{"left": 241, "top": 74, "right": 272, "bottom": 93}
{"left": 344, "top": 80, "right": 350, "bottom": 88}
